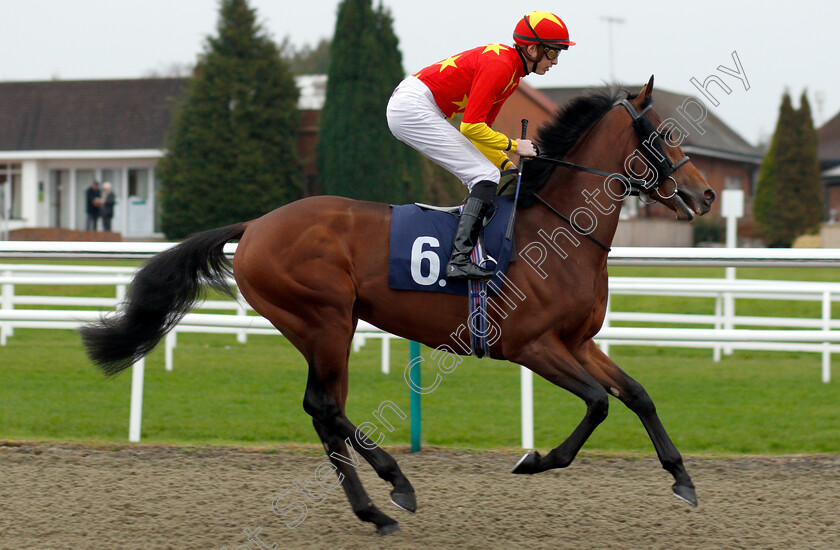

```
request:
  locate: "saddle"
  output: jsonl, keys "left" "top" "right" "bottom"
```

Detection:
{"left": 412, "top": 202, "right": 499, "bottom": 228}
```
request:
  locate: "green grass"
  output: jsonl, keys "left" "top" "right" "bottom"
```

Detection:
{"left": 1, "top": 328, "right": 838, "bottom": 455}
{"left": 1, "top": 263, "right": 839, "bottom": 454}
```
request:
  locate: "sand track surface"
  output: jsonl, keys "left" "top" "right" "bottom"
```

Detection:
{"left": 1, "top": 444, "right": 838, "bottom": 549}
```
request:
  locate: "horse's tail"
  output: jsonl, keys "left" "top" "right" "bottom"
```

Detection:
{"left": 80, "top": 222, "right": 248, "bottom": 376}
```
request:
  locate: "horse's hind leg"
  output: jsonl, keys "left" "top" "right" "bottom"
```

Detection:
{"left": 310, "top": 418, "right": 403, "bottom": 534}
{"left": 324, "top": 346, "right": 416, "bottom": 513}
{"left": 235, "top": 233, "right": 414, "bottom": 532}
{"left": 300, "top": 321, "right": 415, "bottom": 534}
{"left": 303, "top": 352, "right": 400, "bottom": 534}
{"left": 578, "top": 341, "right": 697, "bottom": 506}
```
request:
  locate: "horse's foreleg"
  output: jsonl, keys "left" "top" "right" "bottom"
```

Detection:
{"left": 510, "top": 336, "right": 610, "bottom": 475}
{"left": 579, "top": 342, "right": 697, "bottom": 506}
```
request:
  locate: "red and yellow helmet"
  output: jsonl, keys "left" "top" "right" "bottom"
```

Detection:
{"left": 513, "top": 11, "right": 575, "bottom": 48}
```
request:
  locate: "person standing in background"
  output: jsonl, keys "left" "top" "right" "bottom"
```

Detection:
{"left": 85, "top": 181, "right": 102, "bottom": 231}
{"left": 100, "top": 182, "right": 116, "bottom": 232}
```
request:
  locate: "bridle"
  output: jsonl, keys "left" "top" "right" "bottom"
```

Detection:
{"left": 534, "top": 98, "right": 690, "bottom": 199}
{"left": 524, "top": 97, "right": 691, "bottom": 251}
{"left": 620, "top": 98, "right": 690, "bottom": 202}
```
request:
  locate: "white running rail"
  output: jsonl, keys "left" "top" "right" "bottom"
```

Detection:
{"left": 3, "top": 242, "right": 840, "bottom": 445}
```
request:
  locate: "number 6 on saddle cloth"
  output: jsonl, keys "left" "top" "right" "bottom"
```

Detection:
{"left": 387, "top": 196, "right": 516, "bottom": 357}
{"left": 387, "top": 195, "right": 515, "bottom": 296}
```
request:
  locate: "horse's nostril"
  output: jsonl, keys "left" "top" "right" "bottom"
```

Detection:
{"left": 704, "top": 189, "right": 716, "bottom": 204}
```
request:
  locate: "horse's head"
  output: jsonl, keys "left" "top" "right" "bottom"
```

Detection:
{"left": 621, "top": 76, "right": 716, "bottom": 220}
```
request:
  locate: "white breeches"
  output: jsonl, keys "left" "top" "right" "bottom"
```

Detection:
{"left": 386, "top": 76, "right": 499, "bottom": 190}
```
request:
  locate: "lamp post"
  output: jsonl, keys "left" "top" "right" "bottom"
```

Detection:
{"left": 600, "top": 16, "right": 625, "bottom": 84}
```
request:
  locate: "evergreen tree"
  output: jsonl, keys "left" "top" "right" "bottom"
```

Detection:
{"left": 753, "top": 91, "right": 823, "bottom": 246}
{"left": 795, "top": 92, "right": 824, "bottom": 231}
{"left": 317, "top": 0, "right": 422, "bottom": 203}
{"left": 280, "top": 38, "right": 331, "bottom": 75}
{"left": 752, "top": 94, "right": 789, "bottom": 246}
{"left": 157, "top": 0, "right": 302, "bottom": 239}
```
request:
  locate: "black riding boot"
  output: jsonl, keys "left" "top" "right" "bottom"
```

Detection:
{"left": 446, "top": 196, "right": 495, "bottom": 281}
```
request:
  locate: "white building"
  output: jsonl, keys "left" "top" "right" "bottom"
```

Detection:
{"left": 0, "top": 75, "right": 329, "bottom": 239}
{"left": 0, "top": 78, "right": 193, "bottom": 238}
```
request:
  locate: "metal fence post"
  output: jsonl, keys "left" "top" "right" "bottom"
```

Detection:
{"left": 409, "top": 341, "right": 421, "bottom": 452}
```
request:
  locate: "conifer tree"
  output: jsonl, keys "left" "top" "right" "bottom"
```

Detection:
{"left": 794, "top": 92, "right": 824, "bottom": 232}
{"left": 753, "top": 91, "right": 824, "bottom": 246}
{"left": 317, "top": 0, "right": 422, "bottom": 203}
{"left": 157, "top": 0, "right": 302, "bottom": 239}
{"left": 280, "top": 38, "right": 331, "bottom": 75}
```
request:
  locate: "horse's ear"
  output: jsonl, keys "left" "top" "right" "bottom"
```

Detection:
{"left": 641, "top": 75, "right": 655, "bottom": 100}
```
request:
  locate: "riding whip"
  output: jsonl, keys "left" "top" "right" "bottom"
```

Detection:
{"left": 505, "top": 119, "right": 529, "bottom": 241}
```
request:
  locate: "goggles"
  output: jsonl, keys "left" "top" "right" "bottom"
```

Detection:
{"left": 543, "top": 45, "right": 567, "bottom": 60}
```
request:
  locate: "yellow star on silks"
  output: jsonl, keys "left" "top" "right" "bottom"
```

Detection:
{"left": 482, "top": 44, "right": 505, "bottom": 55}
{"left": 528, "top": 10, "right": 563, "bottom": 29}
{"left": 452, "top": 94, "right": 469, "bottom": 112}
{"left": 502, "top": 73, "right": 518, "bottom": 94}
{"left": 436, "top": 54, "right": 461, "bottom": 72}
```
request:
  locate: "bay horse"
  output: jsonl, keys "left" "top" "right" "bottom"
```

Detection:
{"left": 81, "top": 77, "right": 715, "bottom": 535}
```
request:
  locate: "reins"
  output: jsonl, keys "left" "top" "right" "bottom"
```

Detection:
{"left": 531, "top": 155, "right": 649, "bottom": 195}
{"left": 531, "top": 192, "right": 611, "bottom": 251}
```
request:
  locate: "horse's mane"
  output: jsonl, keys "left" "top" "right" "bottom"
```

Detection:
{"left": 516, "top": 87, "right": 639, "bottom": 207}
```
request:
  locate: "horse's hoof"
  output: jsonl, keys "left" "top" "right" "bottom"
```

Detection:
{"left": 511, "top": 450, "right": 541, "bottom": 474}
{"left": 672, "top": 482, "right": 698, "bottom": 507}
{"left": 377, "top": 522, "right": 401, "bottom": 536}
{"left": 390, "top": 491, "right": 417, "bottom": 513}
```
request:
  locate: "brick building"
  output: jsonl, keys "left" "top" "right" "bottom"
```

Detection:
{"left": 495, "top": 82, "right": 764, "bottom": 222}
{"left": 818, "top": 110, "right": 840, "bottom": 220}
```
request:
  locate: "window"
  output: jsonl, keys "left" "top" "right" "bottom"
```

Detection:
{"left": 49, "top": 169, "right": 71, "bottom": 227}
{"left": 0, "top": 163, "right": 22, "bottom": 219}
{"left": 724, "top": 176, "right": 742, "bottom": 190}
{"left": 128, "top": 168, "right": 149, "bottom": 199}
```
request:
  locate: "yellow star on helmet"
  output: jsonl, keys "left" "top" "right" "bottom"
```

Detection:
{"left": 528, "top": 10, "right": 563, "bottom": 29}
{"left": 452, "top": 94, "right": 469, "bottom": 112}
{"left": 482, "top": 44, "right": 505, "bottom": 55}
{"left": 436, "top": 54, "right": 461, "bottom": 72}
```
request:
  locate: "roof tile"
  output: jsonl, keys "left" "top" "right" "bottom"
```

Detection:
{"left": 537, "top": 85, "right": 764, "bottom": 162}
{"left": 0, "top": 78, "right": 188, "bottom": 151}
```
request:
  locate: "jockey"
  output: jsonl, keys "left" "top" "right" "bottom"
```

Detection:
{"left": 387, "top": 11, "right": 574, "bottom": 281}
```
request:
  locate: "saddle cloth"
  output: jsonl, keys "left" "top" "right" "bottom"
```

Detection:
{"left": 388, "top": 195, "right": 514, "bottom": 297}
